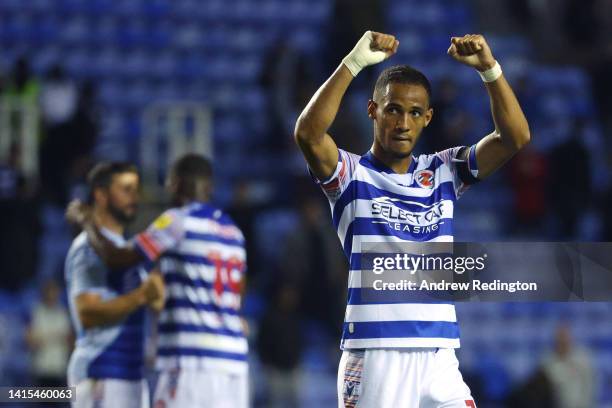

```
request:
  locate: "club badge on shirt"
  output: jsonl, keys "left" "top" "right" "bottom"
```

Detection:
{"left": 415, "top": 169, "right": 435, "bottom": 189}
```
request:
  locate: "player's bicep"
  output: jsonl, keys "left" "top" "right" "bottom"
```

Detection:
{"left": 296, "top": 132, "right": 339, "bottom": 181}
{"left": 475, "top": 130, "right": 519, "bottom": 179}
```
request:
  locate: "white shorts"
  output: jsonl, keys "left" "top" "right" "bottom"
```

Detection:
{"left": 72, "top": 378, "right": 149, "bottom": 408}
{"left": 153, "top": 369, "right": 248, "bottom": 408}
{"left": 337, "top": 348, "right": 476, "bottom": 408}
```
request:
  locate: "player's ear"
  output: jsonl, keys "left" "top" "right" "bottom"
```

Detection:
{"left": 367, "top": 99, "right": 377, "bottom": 119}
{"left": 204, "top": 180, "right": 213, "bottom": 200}
{"left": 165, "top": 174, "right": 178, "bottom": 195}
{"left": 424, "top": 107, "right": 434, "bottom": 127}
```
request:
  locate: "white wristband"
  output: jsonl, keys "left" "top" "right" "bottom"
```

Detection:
{"left": 341, "top": 31, "right": 388, "bottom": 77}
{"left": 342, "top": 56, "right": 362, "bottom": 77}
{"left": 477, "top": 61, "right": 502, "bottom": 83}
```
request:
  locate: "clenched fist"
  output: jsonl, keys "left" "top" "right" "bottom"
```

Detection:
{"left": 141, "top": 270, "right": 165, "bottom": 312}
{"left": 343, "top": 31, "right": 399, "bottom": 76}
{"left": 447, "top": 34, "right": 496, "bottom": 72}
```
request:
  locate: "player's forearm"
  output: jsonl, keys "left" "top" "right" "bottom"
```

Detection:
{"left": 294, "top": 64, "right": 353, "bottom": 144}
{"left": 78, "top": 288, "right": 146, "bottom": 329}
{"left": 484, "top": 75, "right": 530, "bottom": 150}
{"left": 83, "top": 222, "right": 142, "bottom": 270}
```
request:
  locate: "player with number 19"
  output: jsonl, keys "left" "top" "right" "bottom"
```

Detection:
{"left": 67, "top": 154, "right": 248, "bottom": 408}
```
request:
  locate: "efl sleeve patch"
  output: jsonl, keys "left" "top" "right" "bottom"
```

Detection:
{"left": 309, "top": 149, "right": 355, "bottom": 202}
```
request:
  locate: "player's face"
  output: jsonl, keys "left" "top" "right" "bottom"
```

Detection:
{"left": 106, "top": 172, "right": 140, "bottom": 224}
{"left": 368, "top": 83, "right": 433, "bottom": 159}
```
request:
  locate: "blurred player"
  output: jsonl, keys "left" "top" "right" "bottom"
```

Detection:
{"left": 294, "top": 31, "right": 530, "bottom": 407}
{"left": 68, "top": 154, "right": 248, "bottom": 408}
{"left": 65, "top": 162, "right": 164, "bottom": 408}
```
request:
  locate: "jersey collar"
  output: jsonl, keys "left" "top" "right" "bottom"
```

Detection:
{"left": 363, "top": 150, "right": 417, "bottom": 175}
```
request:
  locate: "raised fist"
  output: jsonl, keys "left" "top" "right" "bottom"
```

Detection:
{"left": 343, "top": 31, "right": 399, "bottom": 76}
{"left": 447, "top": 34, "right": 496, "bottom": 72}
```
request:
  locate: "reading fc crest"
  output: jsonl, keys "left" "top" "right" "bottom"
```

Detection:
{"left": 415, "top": 169, "right": 434, "bottom": 189}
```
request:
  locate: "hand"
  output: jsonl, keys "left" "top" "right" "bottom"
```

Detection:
{"left": 447, "top": 34, "right": 496, "bottom": 72}
{"left": 65, "top": 199, "right": 92, "bottom": 227}
{"left": 141, "top": 271, "right": 165, "bottom": 312}
{"left": 343, "top": 31, "right": 399, "bottom": 76}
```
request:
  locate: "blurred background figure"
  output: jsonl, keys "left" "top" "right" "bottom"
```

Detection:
{"left": 38, "top": 64, "right": 78, "bottom": 205}
{"left": 541, "top": 325, "right": 596, "bottom": 408}
{"left": 506, "top": 368, "right": 555, "bottom": 408}
{"left": 422, "top": 77, "right": 473, "bottom": 155}
{"left": 256, "top": 285, "right": 303, "bottom": 408}
{"left": 0, "top": 141, "right": 41, "bottom": 291}
{"left": 508, "top": 145, "right": 548, "bottom": 235}
{"left": 25, "top": 279, "right": 72, "bottom": 389}
{"left": 39, "top": 65, "right": 98, "bottom": 206}
{"left": 281, "top": 192, "right": 346, "bottom": 346}
{"left": 547, "top": 119, "right": 592, "bottom": 239}
{"left": 3, "top": 56, "right": 39, "bottom": 104}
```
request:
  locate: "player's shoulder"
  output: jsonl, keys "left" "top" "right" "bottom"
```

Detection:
{"left": 184, "top": 202, "right": 244, "bottom": 239}
{"left": 421, "top": 146, "right": 467, "bottom": 169}
{"left": 66, "top": 231, "right": 92, "bottom": 260}
{"left": 339, "top": 148, "right": 362, "bottom": 169}
{"left": 211, "top": 205, "right": 245, "bottom": 242}
{"left": 65, "top": 231, "right": 100, "bottom": 277}
{"left": 151, "top": 206, "right": 188, "bottom": 230}
{"left": 339, "top": 148, "right": 362, "bottom": 162}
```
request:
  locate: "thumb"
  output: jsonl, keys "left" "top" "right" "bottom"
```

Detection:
{"left": 447, "top": 43, "right": 458, "bottom": 57}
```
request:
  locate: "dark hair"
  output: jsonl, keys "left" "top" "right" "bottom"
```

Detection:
{"left": 373, "top": 65, "right": 432, "bottom": 104}
{"left": 171, "top": 153, "right": 213, "bottom": 189}
{"left": 87, "top": 162, "right": 138, "bottom": 202}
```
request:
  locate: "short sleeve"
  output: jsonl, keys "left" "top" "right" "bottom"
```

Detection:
{"left": 66, "top": 245, "right": 111, "bottom": 298}
{"left": 437, "top": 145, "right": 479, "bottom": 199}
{"left": 309, "top": 148, "right": 359, "bottom": 202}
{"left": 134, "top": 209, "right": 185, "bottom": 264}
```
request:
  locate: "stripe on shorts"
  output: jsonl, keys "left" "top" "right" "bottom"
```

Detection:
{"left": 342, "top": 350, "right": 364, "bottom": 408}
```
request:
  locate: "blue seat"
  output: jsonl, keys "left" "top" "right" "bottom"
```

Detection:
{"left": 173, "top": 24, "right": 204, "bottom": 50}
{"left": 119, "top": 51, "right": 149, "bottom": 78}
{"left": 148, "top": 51, "right": 176, "bottom": 79}
{"left": 98, "top": 80, "right": 123, "bottom": 106}
{"left": 289, "top": 29, "right": 320, "bottom": 54}
{"left": 112, "top": 0, "right": 143, "bottom": 19}
{"left": 201, "top": 0, "right": 227, "bottom": 21}
{"left": 145, "top": 24, "right": 172, "bottom": 49}
{"left": 142, "top": 0, "right": 171, "bottom": 19}
{"left": 92, "top": 47, "right": 125, "bottom": 78}
{"left": 116, "top": 23, "right": 147, "bottom": 49}
{"left": 60, "top": 17, "right": 91, "bottom": 45}
{"left": 65, "top": 48, "right": 92, "bottom": 79}
{"left": 85, "top": 0, "right": 113, "bottom": 15}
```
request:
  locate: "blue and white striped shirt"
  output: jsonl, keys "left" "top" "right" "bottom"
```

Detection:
{"left": 314, "top": 147, "right": 478, "bottom": 349}
{"left": 135, "top": 202, "right": 247, "bottom": 374}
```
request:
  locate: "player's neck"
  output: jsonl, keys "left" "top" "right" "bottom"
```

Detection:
{"left": 371, "top": 145, "right": 413, "bottom": 174}
{"left": 93, "top": 208, "right": 125, "bottom": 235}
{"left": 178, "top": 193, "right": 209, "bottom": 206}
